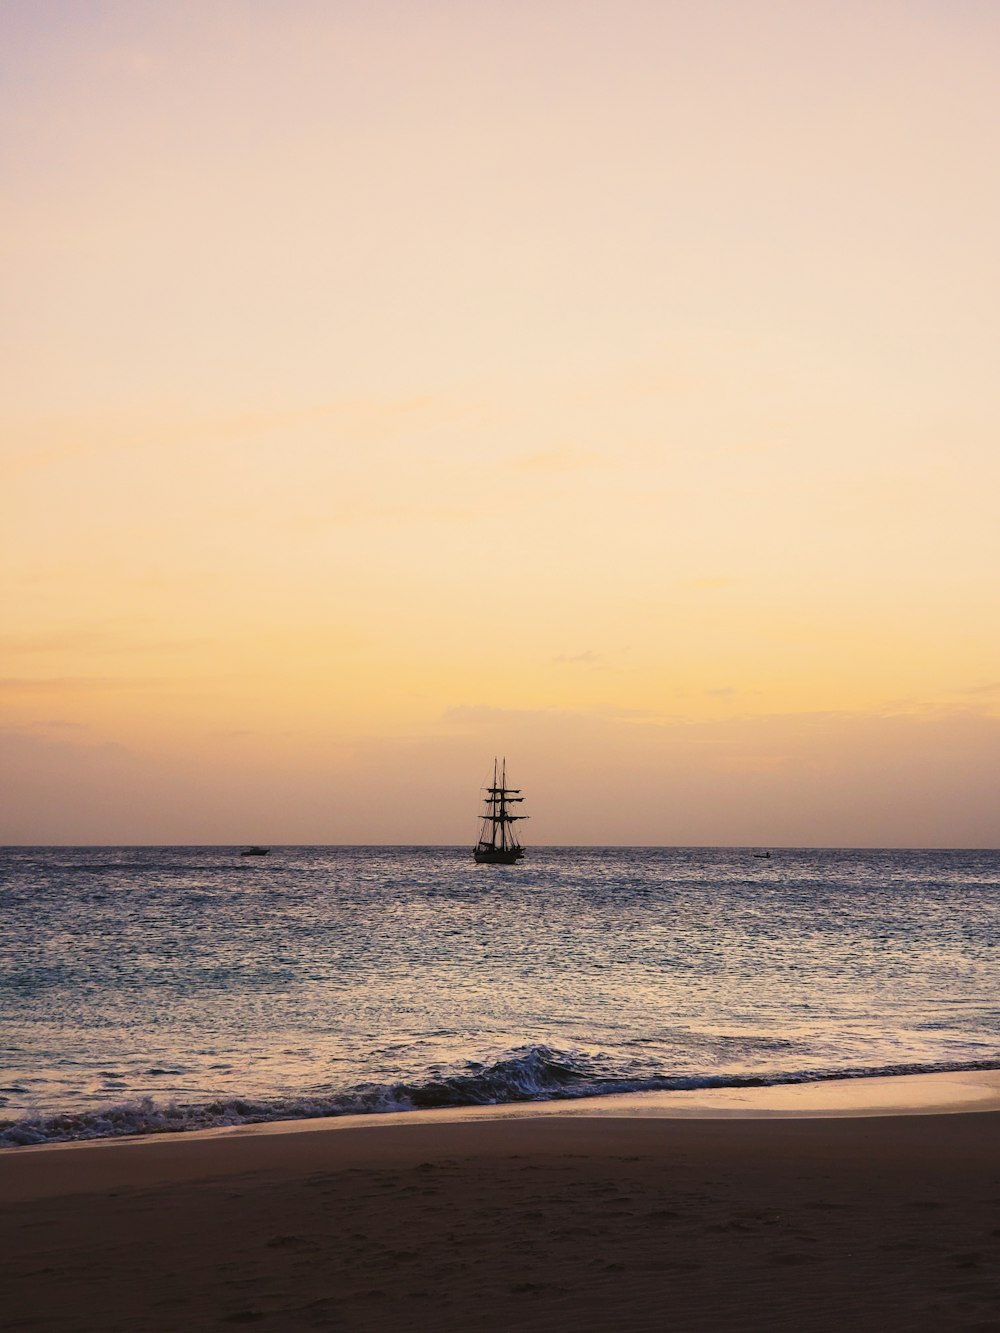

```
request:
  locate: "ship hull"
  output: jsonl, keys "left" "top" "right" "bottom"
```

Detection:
{"left": 473, "top": 846, "right": 524, "bottom": 864}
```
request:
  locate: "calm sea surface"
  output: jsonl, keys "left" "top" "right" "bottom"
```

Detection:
{"left": 1, "top": 846, "right": 998, "bottom": 1145}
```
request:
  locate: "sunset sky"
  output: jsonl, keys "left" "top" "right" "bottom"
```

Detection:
{"left": 3, "top": 0, "right": 999, "bottom": 845}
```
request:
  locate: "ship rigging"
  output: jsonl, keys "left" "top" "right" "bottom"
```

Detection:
{"left": 473, "top": 758, "right": 527, "bottom": 864}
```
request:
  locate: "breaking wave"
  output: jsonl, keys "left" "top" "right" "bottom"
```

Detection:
{"left": 4, "top": 1046, "right": 1000, "bottom": 1147}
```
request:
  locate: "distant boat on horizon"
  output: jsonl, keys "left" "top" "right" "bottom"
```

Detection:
{"left": 240, "top": 846, "right": 270, "bottom": 857}
{"left": 752, "top": 850, "right": 772, "bottom": 859}
{"left": 473, "top": 759, "right": 527, "bottom": 865}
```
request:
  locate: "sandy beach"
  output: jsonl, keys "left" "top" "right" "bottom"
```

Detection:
{"left": 3, "top": 1073, "right": 1000, "bottom": 1331}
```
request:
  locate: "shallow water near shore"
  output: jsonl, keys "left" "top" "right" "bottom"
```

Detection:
{"left": 2, "top": 846, "right": 998, "bottom": 1144}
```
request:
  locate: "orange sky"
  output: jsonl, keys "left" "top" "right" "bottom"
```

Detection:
{"left": 3, "top": 1, "right": 999, "bottom": 845}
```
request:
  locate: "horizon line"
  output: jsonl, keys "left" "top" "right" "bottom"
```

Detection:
{"left": 3, "top": 843, "right": 998, "bottom": 853}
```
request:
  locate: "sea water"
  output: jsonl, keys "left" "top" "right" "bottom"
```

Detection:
{"left": 1, "top": 846, "right": 998, "bottom": 1145}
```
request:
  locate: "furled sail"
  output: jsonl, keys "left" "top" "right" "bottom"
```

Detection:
{"left": 473, "top": 758, "right": 527, "bottom": 863}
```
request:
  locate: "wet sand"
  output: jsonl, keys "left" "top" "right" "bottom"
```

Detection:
{"left": 3, "top": 1073, "right": 1000, "bottom": 1331}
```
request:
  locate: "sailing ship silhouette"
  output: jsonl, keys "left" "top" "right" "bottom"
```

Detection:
{"left": 473, "top": 758, "right": 527, "bottom": 864}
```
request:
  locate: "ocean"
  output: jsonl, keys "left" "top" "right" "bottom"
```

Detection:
{"left": 1, "top": 846, "right": 998, "bottom": 1146}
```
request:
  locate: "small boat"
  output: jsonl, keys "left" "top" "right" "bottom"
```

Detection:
{"left": 752, "top": 850, "right": 772, "bottom": 859}
{"left": 473, "top": 759, "right": 527, "bottom": 864}
{"left": 240, "top": 846, "right": 270, "bottom": 857}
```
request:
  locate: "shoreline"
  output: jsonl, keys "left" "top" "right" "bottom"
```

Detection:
{"left": 3, "top": 1069, "right": 999, "bottom": 1200}
{"left": 3, "top": 1071, "right": 999, "bottom": 1330}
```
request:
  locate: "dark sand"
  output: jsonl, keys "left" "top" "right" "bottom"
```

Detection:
{"left": 3, "top": 1087, "right": 1000, "bottom": 1331}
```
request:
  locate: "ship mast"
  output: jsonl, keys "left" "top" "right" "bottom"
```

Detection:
{"left": 499, "top": 757, "right": 508, "bottom": 851}
{"left": 477, "top": 756, "right": 525, "bottom": 854}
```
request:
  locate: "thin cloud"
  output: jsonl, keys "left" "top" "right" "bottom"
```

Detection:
{"left": 442, "top": 705, "right": 563, "bottom": 726}
{"left": 596, "top": 705, "right": 666, "bottom": 721}
{"left": 553, "top": 651, "right": 602, "bottom": 665}
{"left": 0, "top": 726, "right": 133, "bottom": 758}
{"left": 0, "top": 628, "right": 210, "bottom": 656}
{"left": 0, "top": 676, "right": 166, "bottom": 694}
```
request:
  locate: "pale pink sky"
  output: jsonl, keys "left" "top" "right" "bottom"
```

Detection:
{"left": 3, "top": 1, "right": 999, "bottom": 844}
